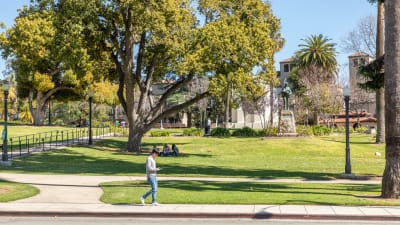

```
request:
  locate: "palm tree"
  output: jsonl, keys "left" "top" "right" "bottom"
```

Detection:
{"left": 294, "top": 34, "right": 338, "bottom": 125}
{"left": 382, "top": 0, "right": 400, "bottom": 198}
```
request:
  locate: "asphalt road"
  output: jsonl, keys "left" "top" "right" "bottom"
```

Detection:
{"left": 0, "top": 218, "right": 397, "bottom": 225}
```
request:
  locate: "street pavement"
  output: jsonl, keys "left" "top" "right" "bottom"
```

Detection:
{"left": 0, "top": 173, "right": 399, "bottom": 221}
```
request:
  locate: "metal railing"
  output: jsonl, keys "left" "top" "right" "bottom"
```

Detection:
{"left": 1, "top": 127, "right": 125, "bottom": 159}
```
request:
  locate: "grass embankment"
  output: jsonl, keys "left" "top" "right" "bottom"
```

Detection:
{"left": 100, "top": 180, "right": 395, "bottom": 206}
{"left": 0, "top": 180, "right": 39, "bottom": 202}
{"left": 1, "top": 132, "right": 391, "bottom": 205}
{"left": 2, "top": 135, "right": 384, "bottom": 179}
{"left": 4, "top": 125, "right": 72, "bottom": 139}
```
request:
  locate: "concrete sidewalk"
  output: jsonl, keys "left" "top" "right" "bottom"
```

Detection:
{"left": 0, "top": 173, "right": 398, "bottom": 220}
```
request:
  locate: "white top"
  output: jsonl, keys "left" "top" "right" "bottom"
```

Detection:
{"left": 146, "top": 155, "right": 157, "bottom": 177}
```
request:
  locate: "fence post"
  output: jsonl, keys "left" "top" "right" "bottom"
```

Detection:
{"left": 56, "top": 131, "right": 59, "bottom": 146}
{"left": 19, "top": 137, "right": 22, "bottom": 156}
{"left": 9, "top": 138, "right": 12, "bottom": 159}
{"left": 49, "top": 131, "right": 52, "bottom": 150}
{"left": 66, "top": 130, "right": 69, "bottom": 146}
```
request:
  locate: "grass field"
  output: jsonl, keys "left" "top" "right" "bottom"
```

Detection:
{"left": 1, "top": 134, "right": 385, "bottom": 179}
{"left": 0, "top": 180, "right": 39, "bottom": 202}
{"left": 100, "top": 180, "right": 398, "bottom": 206}
{"left": 4, "top": 124, "right": 72, "bottom": 139}
{"left": 0, "top": 128, "right": 391, "bottom": 205}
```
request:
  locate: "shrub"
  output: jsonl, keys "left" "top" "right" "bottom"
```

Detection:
{"left": 150, "top": 130, "right": 170, "bottom": 137}
{"left": 232, "top": 127, "right": 258, "bottom": 137}
{"left": 311, "top": 126, "right": 331, "bottom": 136}
{"left": 210, "top": 128, "right": 231, "bottom": 137}
{"left": 183, "top": 128, "right": 203, "bottom": 136}
{"left": 355, "top": 126, "right": 368, "bottom": 134}
{"left": 296, "top": 125, "right": 313, "bottom": 136}
{"left": 258, "top": 127, "right": 279, "bottom": 137}
{"left": 333, "top": 127, "right": 345, "bottom": 134}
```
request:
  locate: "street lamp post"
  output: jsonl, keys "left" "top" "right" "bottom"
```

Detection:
{"left": 343, "top": 86, "right": 353, "bottom": 176}
{"left": 88, "top": 90, "right": 94, "bottom": 145}
{"left": 2, "top": 80, "right": 10, "bottom": 165}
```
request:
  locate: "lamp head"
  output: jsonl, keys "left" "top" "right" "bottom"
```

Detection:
{"left": 2, "top": 80, "right": 10, "bottom": 92}
{"left": 88, "top": 89, "right": 94, "bottom": 97}
{"left": 343, "top": 85, "right": 350, "bottom": 97}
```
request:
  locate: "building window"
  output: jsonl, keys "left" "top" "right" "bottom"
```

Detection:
{"left": 284, "top": 64, "right": 289, "bottom": 72}
{"left": 360, "top": 58, "right": 366, "bottom": 65}
{"left": 353, "top": 59, "right": 358, "bottom": 67}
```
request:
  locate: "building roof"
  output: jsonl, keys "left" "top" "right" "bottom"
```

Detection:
{"left": 348, "top": 51, "right": 371, "bottom": 58}
{"left": 280, "top": 58, "right": 294, "bottom": 63}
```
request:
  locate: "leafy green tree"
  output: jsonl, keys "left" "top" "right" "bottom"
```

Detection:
{"left": 200, "top": 0, "right": 283, "bottom": 128}
{"left": 18, "top": 0, "right": 282, "bottom": 151}
{"left": 292, "top": 34, "right": 338, "bottom": 125}
{"left": 0, "top": 5, "right": 105, "bottom": 125}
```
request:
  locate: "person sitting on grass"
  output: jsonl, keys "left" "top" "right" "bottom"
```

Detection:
{"left": 160, "top": 144, "right": 171, "bottom": 156}
{"left": 172, "top": 144, "right": 179, "bottom": 156}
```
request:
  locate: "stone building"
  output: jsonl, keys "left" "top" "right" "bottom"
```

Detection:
{"left": 348, "top": 51, "right": 376, "bottom": 115}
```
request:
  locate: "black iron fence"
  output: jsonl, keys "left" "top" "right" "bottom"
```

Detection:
{"left": 1, "top": 126, "right": 129, "bottom": 159}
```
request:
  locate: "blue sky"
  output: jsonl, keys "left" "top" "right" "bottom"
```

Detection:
{"left": 270, "top": 0, "right": 376, "bottom": 79}
{"left": 0, "top": 0, "right": 377, "bottom": 80}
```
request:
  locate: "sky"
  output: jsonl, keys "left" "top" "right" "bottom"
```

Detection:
{"left": 0, "top": 0, "right": 377, "bottom": 81}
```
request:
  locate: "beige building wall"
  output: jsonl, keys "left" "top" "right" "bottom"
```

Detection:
{"left": 348, "top": 52, "right": 376, "bottom": 116}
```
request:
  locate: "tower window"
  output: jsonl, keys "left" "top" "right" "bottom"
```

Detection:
{"left": 284, "top": 64, "right": 289, "bottom": 72}
{"left": 353, "top": 59, "right": 358, "bottom": 67}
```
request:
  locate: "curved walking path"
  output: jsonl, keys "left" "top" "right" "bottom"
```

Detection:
{"left": 0, "top": 173, "right": 381, "bottom": 204}
{"left": 0, "top": 173, "right": 399, "bottom": 220}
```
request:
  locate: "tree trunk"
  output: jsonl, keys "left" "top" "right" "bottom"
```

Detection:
{"left": 224, "top": 85, "right": 231, "bottom": 128}
{"left": 187, "top": 111, "right": 192, "bottom": 128}
{"left": 29, "top": 91, "right": 46, "bottom": 126}
{"left": 376, "top": 1, "right": 385, "bottom": 144}
{"left": 376, "top": 88, "right": 385, "bottom": 143}
{"left": 382, "top": 0, "right": 400, "bottom": 199}
{"left": 127, "top": 123, "right": 144, "bottom": 152}
{"left": 269, "top": 85, "right": 274, "bottom": 127}
{"left": 313, "top": 112, "right": 319, "bottom": 125}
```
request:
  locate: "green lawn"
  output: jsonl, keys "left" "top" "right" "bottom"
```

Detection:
{"left": 100, "top": 180, "right": 396, "bottom": 206}
{"left": 0, "top": 180, "right": 39, "bottom": 202}
{"left": 2, "top": 134, "right": 385, "bottom": 179}
{"left": 4, "top": 124, "right": 72, "bottom": 139}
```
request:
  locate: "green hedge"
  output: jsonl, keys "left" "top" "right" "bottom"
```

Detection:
{"left": 210, "top": 128, "right": 231, "bottom": 137}
{"left": 232, "top": 127, "right": 258, "bottom": 137}
{"left": 296, "top": 125, "right": 313, "bottom": 136}
{"left": 311, "top": 126, "right": 332, "bottom": 136}
{"left": 262, "top": 127, "right": 279, "bottom": 137}
{"left": 183, "top": 128, "right": 203, "bottom": 136}
{"left": 150, "top": 130, "right": 171, "bottom": 137}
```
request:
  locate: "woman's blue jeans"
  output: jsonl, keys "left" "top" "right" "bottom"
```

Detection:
{"left": 142, "top": 176, "right": 157, "bottom": 203}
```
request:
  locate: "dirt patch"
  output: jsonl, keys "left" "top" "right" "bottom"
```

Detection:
{"left": 0, "top": 187, "right": 11, "bottom": 195}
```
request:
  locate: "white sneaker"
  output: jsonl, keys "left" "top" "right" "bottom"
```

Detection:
{"left": 140, "top": 197, "right": 145, "bottom": 205}
{"left": 152, "top": 202, "right": 159, "bottom": 206}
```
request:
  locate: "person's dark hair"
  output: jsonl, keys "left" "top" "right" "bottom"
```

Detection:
{"left": 151, "top": 149, "right": 159, "bottom": 155}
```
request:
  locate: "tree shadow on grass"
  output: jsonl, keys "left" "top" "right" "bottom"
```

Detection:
{"left": 101, "top": 180, "right": 382, "bottom": 205}
{"left": 319, "top": 137, "right": 374, "bottom": 145}
{"left": 1, "top": 148, "right": 337, "bottom": 180}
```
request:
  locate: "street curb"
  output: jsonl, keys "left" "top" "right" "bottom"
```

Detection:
{"left": 0, "top": 211, "right": 398, "bottom": 221}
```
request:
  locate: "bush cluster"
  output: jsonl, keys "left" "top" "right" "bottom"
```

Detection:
{"left": 296, "top": 125, "right": 313, "bottom": 136}
{"left": 183, "top": 128, "right": 203, "bottom": 136}
{"left": 150, "top": 130, "right": 170, "bottom": 137}
{"left": 210, "top": 128, "right": 231, "bottom": 137}
{"left": 231, "top": 127, "right": 258, "bottom": 137}
{"left": 263, "top": 127, "right": 279, "bottom": 137}
{"left": 311, "top": 126, "right": 332, "bottom": 136}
